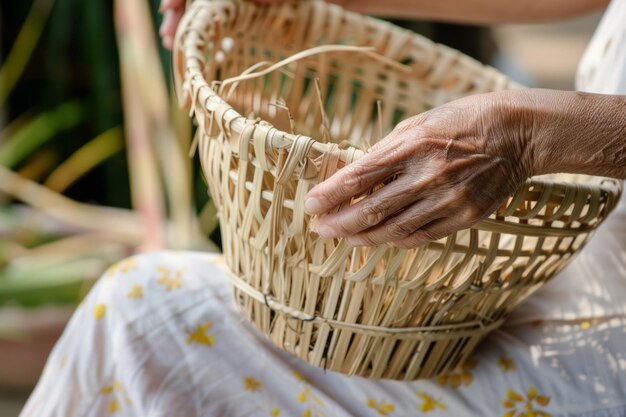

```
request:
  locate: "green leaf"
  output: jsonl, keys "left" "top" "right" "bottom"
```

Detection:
{"left": 0, "top": 101, "right": 84, "bottom": 168}
{"left": 0, "top": 257, "right": 105, "bottom": 307}
{"left": 44, "top": 126, "right": 124, "bottom": 193}
{"left": 0, "top": 0, "right": 55, "bottom": 105}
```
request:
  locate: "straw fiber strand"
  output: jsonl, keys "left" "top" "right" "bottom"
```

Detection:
{"left": 173, "top": 0, "right": 621, "bottom": 380}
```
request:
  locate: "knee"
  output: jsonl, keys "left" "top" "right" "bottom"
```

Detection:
{"left": 84, "top": 252, "right": 185, "bottom": 318}
{"left": 87, "top": 251, "right": 230, "bottom": 318}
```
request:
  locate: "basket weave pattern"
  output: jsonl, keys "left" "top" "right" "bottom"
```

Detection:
{"left": 174, "top": 0, "right": 621, "bottom": 380}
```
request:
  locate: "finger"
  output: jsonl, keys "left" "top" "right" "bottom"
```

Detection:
{"left": 390, "top": 218, "right": 457, "bottom": 249}
{"left": 159, "top": 0, "right": 185, "bottom": 12}
{"left": 159, "top": 7, "right": 184, "bottom": 44}
{"left": 315, "top": 174, "right": 418, "bottom": 238}
{"left": 304, "top": 118, "right": 422, "bottom": 216}
{"left": 304, "top": 152, "right": 402, "bottom": 214}
{"left": 345, "top": 198, "right": 447, "bottom": 247}
{"left": 162, "top": 35, "right": 174, "bottom": 50}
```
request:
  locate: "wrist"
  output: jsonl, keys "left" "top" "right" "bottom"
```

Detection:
{"left": 522, "top": 89, "right": 568, "bottom": 176}
{"left": 511, "top": 89, "right": 538, "bottom": 179}
{"left": 509, "top": 89, "right": 579, "bottom": 177}
{"left": 519, "top": 89, "right": 626, "bottom": 178}
{"left": 480, "top": 89, "right": 536, "bottom": 185}
{"left": 524, "top": 89, "right": 612, "bottom": 177}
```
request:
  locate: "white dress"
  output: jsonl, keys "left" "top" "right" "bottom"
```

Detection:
{"left": 20, "top": 2, "right": 626, "bottom": 417}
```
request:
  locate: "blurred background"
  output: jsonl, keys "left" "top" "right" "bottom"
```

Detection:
{"left": 0, "top": 0, "right": 603, "bottom": 414}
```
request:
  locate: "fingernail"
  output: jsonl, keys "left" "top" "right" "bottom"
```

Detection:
{"left": 345, "top": 236, "right": 362, "bottom": 246}
{"left": 304, "top": 197, "right": 323, "bottom": 214}
{"left": 316, "top": 224, "right": 335, "bottom": 238}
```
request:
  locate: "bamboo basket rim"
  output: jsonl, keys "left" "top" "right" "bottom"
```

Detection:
{"left": 174, "top": 0, "right": 622, "bottom": 231}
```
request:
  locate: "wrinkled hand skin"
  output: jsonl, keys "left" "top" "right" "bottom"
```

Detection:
{"left": 304, "top": 90, "right": 536, "bottom": 249}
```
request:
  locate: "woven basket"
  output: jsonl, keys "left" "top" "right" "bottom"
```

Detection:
{"left": 173, "top": 0, "right": 621, "bottom": 380}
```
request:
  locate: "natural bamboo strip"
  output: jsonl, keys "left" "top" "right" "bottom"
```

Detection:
{"left": 0, "top": 165, "right": 142, "bottom": 243}
{"left": 174, "top": 0, "right": 621, "bottom": 380}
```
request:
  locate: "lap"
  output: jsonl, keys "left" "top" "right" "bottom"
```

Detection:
{"left": 21, "top": 251, "right": 626, "bottom": 417}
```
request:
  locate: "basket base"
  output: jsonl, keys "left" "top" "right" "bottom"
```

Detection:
{"left": 227, "top": 270, "right": 497, "bottom": 381}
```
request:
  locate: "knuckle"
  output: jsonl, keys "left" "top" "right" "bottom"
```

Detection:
{"left": 444, "top": 188, "right": 483, "bottom": 223}
{"left": 334, "top": 221, "right": 352, "bottom": 237}
{"left": 359, "top": 234, "right": 378, "bottom": 247}
{"left": 463, "top": 204, "right": 486, "bottom": 224}
{"left": 420, "top": 228, "right": 444, "bottom": 242}
{"left": 450, "top": 187, "right": 469, "bottom": 203}
{"left": 386, "top": 221, "right": 415, "bottom": 239}
{"left": 394, "top": 118, "right": 414, "bottom": 132}
{"left": 356, "top": 204, "right": 387, "bottom": 228}
{"left": 452, "top": 196, "right": 486, "bottom": 225}
{"left": 340, "top": 165, "right": 365, "bottom": 193}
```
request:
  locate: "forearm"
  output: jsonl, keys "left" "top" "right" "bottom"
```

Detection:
{"left": 337, "top": 0, "right": 608, "bottom": 24}
{"left": 528, "top": 89, "right": 626, "bottom": 179}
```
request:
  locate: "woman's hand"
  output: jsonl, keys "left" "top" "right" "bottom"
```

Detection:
{"left": 159, "top": 0, "right": 185, "bottom": 49}
{"left": 304, "top": 91, "right": 536, "bottom": 249}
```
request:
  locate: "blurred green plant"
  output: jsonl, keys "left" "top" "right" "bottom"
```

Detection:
{"left": 0, "top": 0, "right": 219, "bottom": 310}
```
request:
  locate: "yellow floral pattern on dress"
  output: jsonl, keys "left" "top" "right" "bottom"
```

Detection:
{"left": 108, "top": 399, "right": 121, "bottom": 413}
{"left": 502, "top": 386, "right": 551, "bottom": 417}
{"left": 93, "top": 304, "right": 107, "bottom": 320}
{"left": 106, "top": 257, "right": 138, "bottom": 278}
{"left": 497, "top": 357, "right": 517, "bottom": 373}
{"left": 186, "top": 321, "right": 215, "bottom": 346}
{"left": 127, "top": 284, "right": 144, "bottom": 299}
{"left": 244, "top": 376, "right": 263, "bottom": 392}
{"left": 437, "top": 359, "right": 478, "bottom": 388}
{"left": 100, "top": 380, "right": 132, "bottom": 414}
{"left": 366, "top": 398, "right": 395, "bottom": 416}
{"left": 156, "top": 266, "right": 184, "bottom": 291}
{"left": 292, "top": 371, "right": 326, "bottom": 417}
{"left": 241, "top": 375, "right": 282, "bottom": 416}
{"left": 416, "top": 392, "right": 447, "bottom": 413}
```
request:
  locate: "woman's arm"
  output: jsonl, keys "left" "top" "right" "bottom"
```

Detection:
{"left": 337, "top": 0, "right": 608, "bottom": 23}
{"left": 529, "top": 90, "right": 626, "bottom": 178}
{"left": 304, "top": 89, "right": 626, "bottom": 248}
{"left": 160, "top": 0, "right": 608, "bottom": 47}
